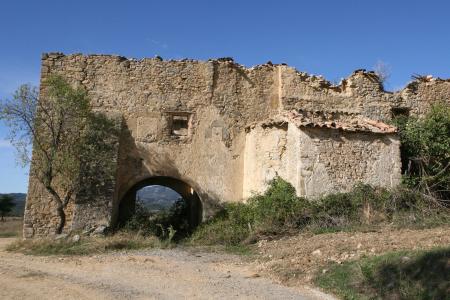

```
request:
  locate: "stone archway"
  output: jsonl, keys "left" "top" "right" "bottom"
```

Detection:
{"left": 117, "top": 176, "right": 203, "bottom": 234}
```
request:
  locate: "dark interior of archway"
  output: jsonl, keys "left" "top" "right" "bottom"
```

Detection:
{"left": 117, "top": 177, "right": 202, "bottom": 239}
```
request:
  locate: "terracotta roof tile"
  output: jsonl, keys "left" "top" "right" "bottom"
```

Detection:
{"left": 246, "top": 110, "right": 397, "bottom": 134}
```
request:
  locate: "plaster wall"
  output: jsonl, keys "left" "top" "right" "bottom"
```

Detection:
{"left": 243, "top": 123, "right": 401, "bottom": 199}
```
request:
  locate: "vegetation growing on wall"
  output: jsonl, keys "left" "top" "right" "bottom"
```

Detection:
{"left": 395, "top": 103, "right": 450, "bottom": 202}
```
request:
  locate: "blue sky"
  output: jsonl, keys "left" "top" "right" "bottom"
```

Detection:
{"left": 0, "top": 0, "right": 449, "bottom": 193}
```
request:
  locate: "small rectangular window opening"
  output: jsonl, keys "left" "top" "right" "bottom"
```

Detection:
{"left": 391, "top": 107, "right": 410, "bottom": 118}
{"left": 171, "top": 115, "right": 189, "bottom": 137}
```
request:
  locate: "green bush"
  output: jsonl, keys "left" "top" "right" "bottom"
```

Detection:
{"left": 189, "top": 178, "right": 449, "bottom": 247}
{"left": 395, "top": 103, "right": 450, "bottom": 201}
{"left": 311, "top": 184, "right": 448, "bottom": 231}
{"left": 123, "top": 199, "right": 189, "bottom": 241}
{"left": 190, "top": 177, "right": 307, "bottom": 246}
{"left": 189, "top": 203, "right": 252, "bottom": 246}
{"left": 310, "top": 184, "right": 385, "bottom": 228}
{"left": 247, "top": 178, "right": 311, "bottom": 231}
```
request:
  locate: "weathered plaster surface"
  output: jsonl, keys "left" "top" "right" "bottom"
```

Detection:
{"left": 243, "top": 123, "right": 401, "bottom": 199}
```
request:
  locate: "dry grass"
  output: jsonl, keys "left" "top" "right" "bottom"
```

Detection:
{"left": 0, "top": 217, "right": 23, "bottom": 237}
{"left": 7, "top": 232, "right": 161, "bottom": 256}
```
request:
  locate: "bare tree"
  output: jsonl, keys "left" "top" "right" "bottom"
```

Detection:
{"left": 374, "top": 60, "right": 391, "bottom": 85}
{"left": 0, "top": 76, "right": 117, "bottom": 234}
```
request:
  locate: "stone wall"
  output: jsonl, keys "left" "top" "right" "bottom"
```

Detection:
{"left": 23, "top": 53, "right": 448, "bottom": 237}
{"left": 395, "top": 77, "right": 450, "bottom": 117}
{"left": 243, "top": 123, "right": 401, "bottom": 199}
{"left": 280, "top": 67, "right": 450, "bottom": 121}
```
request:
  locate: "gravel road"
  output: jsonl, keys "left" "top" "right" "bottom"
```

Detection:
{"left": 0, "top": 238, "right": 332, "bottom": 300}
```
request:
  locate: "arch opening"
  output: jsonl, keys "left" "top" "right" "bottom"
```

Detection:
{"left": 117, "top": 177, "right": 202, "bottom": 239}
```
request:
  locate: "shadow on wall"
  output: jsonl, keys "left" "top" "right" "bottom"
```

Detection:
{"left": 111, "top": 119, "right": 224, "bottom": 227}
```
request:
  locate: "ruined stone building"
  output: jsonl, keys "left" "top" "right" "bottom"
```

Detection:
{"left": 23, "top": 53, "right": 450, "bottom": 238}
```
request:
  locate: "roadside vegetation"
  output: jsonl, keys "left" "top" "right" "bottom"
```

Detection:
{"left": 188, "top": 178, "right": 449, "bottom": 248}
{"left": 7, "top": 232, "right": 162, "bottom": 256}
{"left": 0, "top": 195, "right": 20, "bottom": 237}
{"left": 315, "top": 247, "right": 450, "bottom": 300}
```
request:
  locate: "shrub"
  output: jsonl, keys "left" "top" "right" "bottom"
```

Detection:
{"left": 247, "top": 178, "right": 311, "bottom": 231}
{"left": 122, "top": 199, "right": 189, "bottom": 241}
{"left": 313, "top": 184, "right": 392, "bottom": 227}
{"left": 189, "top": 178, "right": 449, "bottom": 246}
{"left": 310, "top": 184, "right": 448, "bottom": 231}
{"left": 190, "top": 178, "right": 308, "bottom": 246}
{"left": 395, "top": 103, "right": 450, "bottom": 201}
{"left": 189, "top": 202, "right": 253, "bottom": 246}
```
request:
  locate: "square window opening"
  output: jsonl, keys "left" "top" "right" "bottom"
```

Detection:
{"left": 171, "top": 115, "right": 189, "bottom": 137}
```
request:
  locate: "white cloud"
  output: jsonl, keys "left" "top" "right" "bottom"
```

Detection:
{"left": 145, "top": 38, "right": 169, "bottom": 50}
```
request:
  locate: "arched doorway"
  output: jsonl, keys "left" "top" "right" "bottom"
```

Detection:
{"left": 117, "top": 177, "right": 202, "bottom": 237}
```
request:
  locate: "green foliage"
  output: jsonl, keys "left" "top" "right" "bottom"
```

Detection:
{"left": 247, "top": 178, "right": 310, "bottom": 231}
{"left": 0, "top": 195, "right": 16, "bottom": 220}
{"left": 0, "top": 75, "right": 119, "bottom": 233}
{"left": 0, "top": 193, "right": 26, "bottom": 217}
{"left": 76, "top": 112, "right": 120, "bottom": 202}
{"left": 395, "top": 103, "right": 450, "bottom": 201}
{"left": 189, "top": 178, "right": 449, "bottom": 247}
{"left": 189, "top": 202, "right": 253, "bottom": 246}
{"left": 123, "top": 199, "right": 189, "bottom": 241}
{"left": 309, "top": 184, "right": 447, "bottom": 230}
{"left": 190, "top": 177, "right": 310, "bottom": 246}
{"left": 190, "top": 178, "right": 306, "bottom": 246}
{"left": 0, "top": 84, "right": 39, "bottom": 166}
{"left": 315, "top": 247, "right": 450, "bottom": 300}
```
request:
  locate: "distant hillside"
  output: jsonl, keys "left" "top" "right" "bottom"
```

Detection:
{"left": 0, "top": 193, "right": 26, "bottom": 217}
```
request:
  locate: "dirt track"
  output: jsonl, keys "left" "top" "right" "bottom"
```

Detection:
{"left": 0, "top": 238, "right": 331, "bottom": 300}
